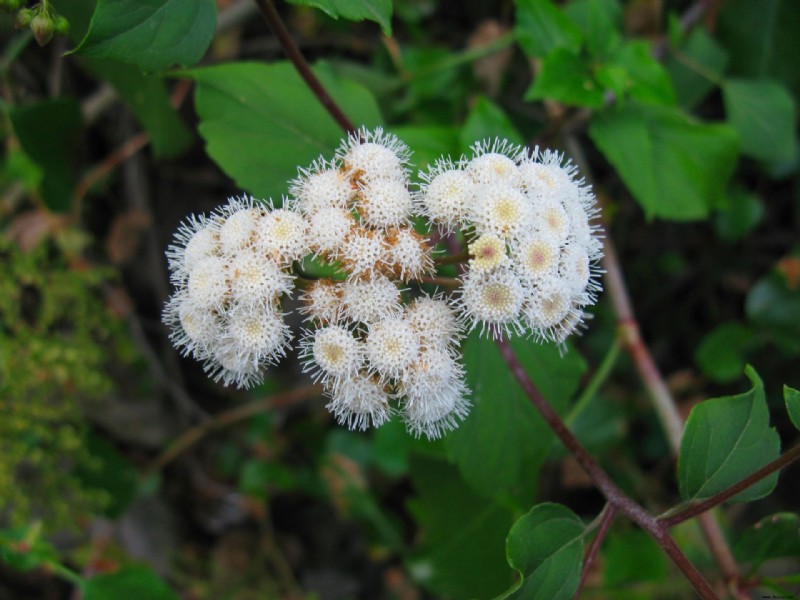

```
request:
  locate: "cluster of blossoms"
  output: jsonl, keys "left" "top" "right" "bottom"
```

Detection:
{"left": 163, "top": 128, "right": 602, "bottom": 439}
{"left": 418, "top": 139, "right": 602, "bottom": 342}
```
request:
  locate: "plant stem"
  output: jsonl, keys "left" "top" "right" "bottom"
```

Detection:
{"left": 661, "top": 442, "right": 800, "bottom": 527}
{"left": 145, "top": 384, "right": 322, "bottom": 475}
{"left": 565, "top": 335, "right": 622, "bottom": 427}
{"left": 573, "top": 503, "right": 617, "bottom": 600}
{"left": 495, "top": 337, "right": 720, "bottom": 600}
{"left": 253, "top": 0, "right": 356, "bottom": 133}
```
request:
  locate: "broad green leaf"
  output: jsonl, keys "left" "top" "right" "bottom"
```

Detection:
{"left": 665, "top": 28, "right": 728, "bottom": 109}
{"left": 717, "top": 0, "right": 800, "bottom": 100}
{"left": 562, "top": 0, "right": 621, "bottom": 58}
{"left": 460, "top": 96, "right": 525, "bottom": 153}
{"left": 713, "top": 186, "right": 763, "bottom": 241}
{"left": 589, "top": 102, "right": 739, "bottom": 220}
{"left": 678, "top": 366, "right": 780, "bottom": 503}
{"left": 608, "top": 41, "right": 676, "bottom": 105}
{"left": 79, "top": 58, "right": 192, "bottom": 158}
{"left": 182, "top": 61, "right": 382, "bottom": 200}
{"left": 72, "top": 0, "right": 217, "bottom": 74}
{"left": 603, "top": 529, "right": 667, "bottom": 586}
{"left": 746, "top": 272, "right": 800, "bottom": 343}
{"left": 694, "top": 322, "right": 756, "bottom": 383}
{"left": 734, "top": 513, "right": 800, "bottom": 568}
{"left": 8, "top": 99, "right": 82, "bottom": 212}
{"left": 84, "top": 565, "right": 180, "bottom": 600}
{"left": 785, "top": 386, "right": 800, "bottom": 431}
{"left": 526, "top": 48, "right": 605, "bottom": 108}
{"left": 286, "top": 0, "right": 393, "bottom": 35}
{"left": 446, "top": 333, "right": 586, "bottom": 508}
{"left": 408, "top": 454, "right": 513, "bottom": 599}
{"left": 496, "top": 503, "right": 584, "bottom": 600}
{"left": 389, "top": 125, "right": 459, "bottom": 176}
{"left": 722, "top": 79, "right": 797, "bottom": 164}
{"left": 515, "top": 0, "right": 582, "bottom": 58}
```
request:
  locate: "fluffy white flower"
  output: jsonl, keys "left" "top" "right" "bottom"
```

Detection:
{"left": 405, "top": 295, "right": 462, "bottom": 350}
{"left": 228, "top": 250, "right": 293, "bottom": 306}
{"left": 341, "top": 276, "right": 402, "bottom": 324}
{"left": 207, "top": 305, "right": 292, "bottom": 388}
{"left": 365, "top": 318, "right": 421, "bottom": 381}
{"left": 512, "top": 234, "right": 560, "bottom": 284}
{"left": 468, "top": 234, "right": 509, "bottom": 273}
{"left": 469, "top": 183, "right": 532, "bottom": 241}
{"left": 256, "top": 207, "right": 309, "bottom": 264}
{"left": 166, "top": 214, "right": 218, "bottom": 283}
{"left": 289, "top": 158, "right": 353, "bottom": 214}
{"left": 466, "top": 139, "right": 522, "bottom": 186}
{"left": 325, "top": 373, "right": 392, "bottom": 431}
{"left": 187, "top": 255, "right": 229, "bottom": 309}
{"left": 339, "top": 227, "right": 387, "bottom": 279}
{"left": 532, "top": 197, "right": 570, "bottom": 244}
{"left": 217, "top": 200, "right": 261, "bottom": 256}
{"left": 307, "top": 206, "right": 355, "bottom": 258}
{"left": 385, "top": 227, "right": 433, "bottom": 282}
{"left": 300, "top": 325, "right": 363, "bottom": 385}
{"left": 163, "top": 293, "right": 220, "bottom": 359}
{"left": 357, "top": 178, "right": 414, "bottom": 228}
{"left": 459, "top": 267, "right": 526, "bottom": 338}
{"left": 417, "top": 162, "right": 473, "bottom": 232}
{"left": 298, "top": 279, "right": 344, "bottom": 324}
{"left": 337, "top": 126, "right": 411, "bottom": 183}
{"left": 558, "top": 244, "right": 592, "bottom": 297}
{"left": 523, "top": 278, "right": 573, "bottom": 338}
{"left": 400, "top": 348, "right": 470, "bottom": 439}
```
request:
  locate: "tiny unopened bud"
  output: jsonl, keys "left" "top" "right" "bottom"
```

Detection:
{"left": 15, "top": 7, "right": 33, "bottom": 27}
{"left": 31, "top": 13, "right": 54, "bottom": 46}
{"left": 53, "top": 15, "right": 70, "bottom": 36}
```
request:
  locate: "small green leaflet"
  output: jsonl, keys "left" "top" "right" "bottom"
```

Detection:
{"left": 286, "top": 0, "right": 393, "bottom": 35}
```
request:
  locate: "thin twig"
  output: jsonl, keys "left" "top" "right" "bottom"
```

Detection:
{"left": 253, "top": 0, "right": 356, "bottom": 133}
{"left": 495, "top": 337, "right": 719, "bottom": 600}
{"left": 574, "top": 504, "right": 617, "bottom": 600}
{"left": 144, "top": 384, "right": 322, "bottom": 475}
{"left": 662, "top": 443, "right": 800, "bottom": 528}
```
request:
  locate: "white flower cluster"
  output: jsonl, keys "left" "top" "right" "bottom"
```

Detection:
{"left": 291, "top": 128, "right": 468, "bottom": 439}
{"left": 163, "top": 196, "right": 306, "bottom": 388}
{"left": 418, "top": 139, "right": 602, "bottom": 342}
{"left": 163, "top": 129, "right": 602, "bottom": 439}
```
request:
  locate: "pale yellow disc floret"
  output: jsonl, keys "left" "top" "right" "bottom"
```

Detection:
{"left": 365, "top": 318, "right": 421, "bottom": 381}
{"left": 257, "top": 209, "right": 309, "bottom": 264}
{"left": 187, "top": 256, "right": 229, "bottom": 308}
{"left": 218, "top": 208, "right": 260, "bottom": 255}
{"left": 418, "top": 168, "right": 474, "bottom": 231}
{"left": 341, "top": 276, "right": 402, "bottom": 324}
{"left": 459, "top": 268, "right": 525, "bottom": 337}
{"left": 468, "top": 234, "right": 508, "bottom": 273}
{"left": 466, "top": 152, "right": 522, "bottom": 187}
{"left": 513, "top": 235, "right": 560, "bottom": 282}
{"left": 470, "top": 184, "right": 532, "bottom": 241}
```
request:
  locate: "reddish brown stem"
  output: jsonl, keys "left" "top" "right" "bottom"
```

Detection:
{"left": 573, "top": 504, "right": 617, "bottom": 599}
{"left": 662, "top": 443, "right": 800, "bottom": 528}
{"left": 495, "top": 338, "right": 719, "bottom": 600}
{"left": 253, "top": 0, "right": 356, "bottom": 133}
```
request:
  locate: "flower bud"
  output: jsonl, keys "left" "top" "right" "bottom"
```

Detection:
{"left": 2, "top": 0, "right": 23, "bottom": 13}
{"left": 31, "top": 13, "right": 54, "bottom": 46}
{"left": 53, "top": 15, "right": 70, "bottom": 36}
{"left": 15, "top": 7, "right": 33, "bottom": 28}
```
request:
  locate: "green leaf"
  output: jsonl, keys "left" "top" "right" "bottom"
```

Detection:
{"left": 717, "top": 0, "right": 800, "bottom": 101}
{"left": 603, "top": 529, "right": 667, "bottom": 586}
{"left": 678, "top": 366, "right": 780, "bottom": 503}
{"left": 785, "top": 386, "right": 800, "bottom": 431}
{"left": 589, "top": 102, "right": 739, "bottom": 220}
{"left": 526, "top": 48, "right": 605, "bottom": 108}
{"left": 746, "top": 272, "right": 800, "bottom": 341}
{"left": 496, "top": 503, "right": 584, "bottom": 600}
{"left": 734, "top": 513, "right": 800, "bottom": 568}
{"left": 515, "top": 0, "right": 583, "bottom": 58}
{"left": 76, "top": 433, "right": 140, "bottom": 519}
{"left": 84, "top": 565, "right": 180, "bottom": 600}
{"left": 607, "top": 41, "right": 676, "bottom": 105}
{"left": 694, "top": 322, "right": 756, "bottom": 383}
{"left": 713, "top": 186, "right": 763, "bottom": 241}
{"left": 389, "top": 125, "right": 459, "bottom": 176}
{"left": 79, "top": 58, "right": 192, "bottom": 158}
{"left": 562, "top": 0, "right": 621, "bottom": 58}
{"left": 665, "top": 28, "right": 728, "bottom": 109}
{"left": 408, "top": 454, "right": 514, "bottom": 599}
{"left": 446, "top": 333, "right": 586, "bottom": 508}
{"left": 8, "top": 98, "right": 82, "bottom": 212}
{"left": 71, "top": 0, "right": 217, "bottom": 74}
{"left": 460, "top": 96, "right": 525, "bottom": 152}
{"left": 722, "top": 79, "right": 797, "bottom": 164}
{"left": 286, "top": 0, "right": 393, "bottom": 35}
{"left": 182, "top": 61, "right": 382, "bottom": 200}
